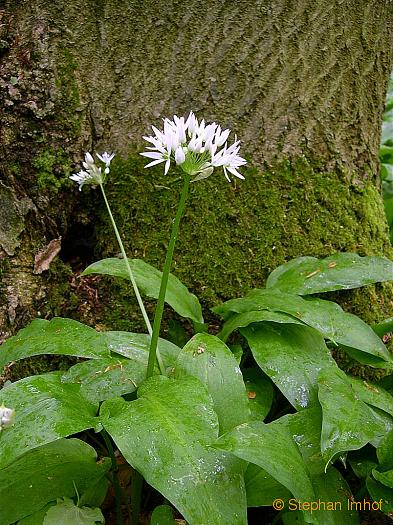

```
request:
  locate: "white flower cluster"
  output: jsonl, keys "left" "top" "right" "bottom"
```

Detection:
{"left": 141, "top": 112, "right": 246, "bottom": 182}
{"left": 0, "top": 405, "right": 15, "bottom": 431}
{"left": 70, "top": 152, "right": 115, "bottom": 190}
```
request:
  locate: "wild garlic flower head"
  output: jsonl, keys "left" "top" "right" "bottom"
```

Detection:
{"left": 0, "top": 405, "right": 15, "bottom": 431}
{"left": 96, "top": 152, "right": 115, "bottom": 166}
{"left": 141, "top": 111, "right": 246, "bottom": 182}
{"left": 70, "top": 151, "right": 115, "bottom": 190}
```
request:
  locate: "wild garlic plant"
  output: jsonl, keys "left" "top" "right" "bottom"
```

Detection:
{"left": 140, "top": 111, "right": 247, "bottom": 377}
{"left": 71, "top": 150, "right": 166, "bottom": 373}
{"left": 1, "top": 111, "right": 393, "bottom": 525}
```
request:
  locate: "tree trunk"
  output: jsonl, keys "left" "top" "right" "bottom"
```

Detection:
{"left": 1, "top": 1, "right": 393, "bottom": 361}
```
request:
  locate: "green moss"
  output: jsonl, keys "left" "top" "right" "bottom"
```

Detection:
{"left": 0, "top": 258, "right": 10, "bottom": 307}
{"left": 43, "top": 259, "right": 75, "bottom": 317}
{"left": 1, "top": 355, "right": 77, "bottom": 385}
{"left": 55, "top": 47, "right": 82, "bottom": 137}
{"left": 88, "top": 153, "right": 393, "bottom": 379}
{"left": 8, "top": 162, "right": 21, "bottom": 176}
{"left": 33, "top": 148, "right": 73, "bottom": 192}
{"left": 94, "top": 153, "right": 392, "bottom": 303}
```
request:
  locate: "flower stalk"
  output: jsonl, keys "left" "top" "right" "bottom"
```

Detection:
{"left": 146, "top": 175, "right": 191, "bottom": 378}
{"left": 99, "top": 184, "right": 165, "bottom": 375}
{"left": 99, "top": 184, "right": 151, "bottom": 334}
{"left": 71, "top": 152, "right": 165, "bottom": 374}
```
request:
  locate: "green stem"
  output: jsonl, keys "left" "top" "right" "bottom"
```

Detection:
{"left": 146, "top": 176, "right": 191, "bottom": 378}
{"left": 102, "top": 430, "right": 124, "bottom": 525}
{"left": 100, "top": 184, "right": 165, "bottom": 374}
{"left": 131, "top": 470, "right": 144, "bottom": 525}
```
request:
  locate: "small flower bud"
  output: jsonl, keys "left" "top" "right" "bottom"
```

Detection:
{"left": 0, "top": 405, "right": 15, "bottom": 431}
{"left": 175, "top": 147, "right": 186, "bottom": 165}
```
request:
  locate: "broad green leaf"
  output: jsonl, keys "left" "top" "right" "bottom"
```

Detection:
{"left": 0, "top": 318, "right": 109, "bottom": 369}
{"left": 213, "top": 290, "right": 391, "bottom": 365}
{"left": 342, "top": 347, "right": 393, "bottom": 369}
{"left": 0, "top": 320, "right": 181, "bottom": 377}
{"left": 61, "top": 356, "right": 146, "bottom": 403}
{"left": 373, "top": 469, "right": 393, "bottom": 489}
{"left": 243, "top": 368, "right": 274, "bottom": 421}
{"left": 103, "top": 331, "right": 180, "bottom": 370}
{"left": 380, "top": 145, "right": 393, "bottom": 164}
{"left": 213, "top": 420, "right": 315, "bottom": 522}
{"left": 218, "top": 310, "right": 303, "bottom": 342}
{"left": 0, "top": 372, "right": 98, "bottom": 469}
{"left": 278, "top": 472, "right": 358, "bottom": 525}
{"left": 384, "top": 197, "right": 393, "bottom": 228}
{"left": 229, "top": 344, "right": 243, "bottom": 365}
{"left": 366, "top": 476, "right": 393, "bottom": 515}
{"left": 378, "top": 373, "right": 393, "bottom": 393}
{"left": 366, "top": 406, "right": 393, "bottom": 449}
{"left": 265, "top": 253, "right": 393, "bottom": 295}
{"left": 226, "top": 407, "right": 358, "bottom": 523}
{"left": 318, "top": 367, "right": 385, "bottom": 463}
{"left": 174, "top": 333, "right": 250, "bottom": 433}
{"left": 78, "top": 476, "right": 109, "bottom": 509}
{"left": 0, "top": 439, "right": 110, "bottom": 525}
{"left": 244, "top": 463, "right": 291, "bottom": 507}
{"left": 348, "top": 447, "right": 378, "bottom": 479}
{"left": 168, "top": 319, "right": 189, "bottom": 348}
{"left": 349, "top": 377, "right": 393, "bottom": 418}
{"left": 377, "top": 429, "right": 393, "bottom": 468}
{"left": 241, "top": 323, "right": 336, "bottom": 410}
{"left": 278, "top": 409, "right": 359, "bottom": 525}
{"left": 18, "top": 504, "right": 54, "bottom": 525}
{"left": 307, "top": 469, "right": 359, "bottom": 524}
{"left": 101, "top": 376, "right": 247, "bottom": 525}
{"left": 277, "top": 408, "right": 324, "bottom": 476}
{"left": 83, "top": 258, "right": 203, "bottom": 323}
{"left": 150, "top": 505, "right": 177, "bottom": 524}
{"left": 42, "top": 498, "right": 104, "bottom": 525}
{"left": 372, "top": 317, "right": 393, "bottom": 337}
{"left": 17, "top": 480, "right": 109, "bottom": 524}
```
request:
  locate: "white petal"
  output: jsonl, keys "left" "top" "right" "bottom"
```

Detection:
{"left": 227, "top": 167, "right": 245, "bottom": 179}
{"left": 144, "top": 158, "right": 166, "bottom": 168}
{"left": 188, "top": 137, "right": 198, "bottom": 152}
{"left": 140, "top": 151, "right": 164, "bottom": 159}
{"left": 186, "top": 111, "right": 198, "bottom": 135}
{"left": 223, "top": 167, "right": 231, "bottom": 182}
{"left": 215, "top": 128, "right": 230, "bottom": 147}
{"left": 85, "top": 152, "right": 94, "bottom": 164}
{"left": 164, "top": 158, "right": 171, "bottom": 175}
{"left": 152, "top": 126, "right": 165, "bottom": 142}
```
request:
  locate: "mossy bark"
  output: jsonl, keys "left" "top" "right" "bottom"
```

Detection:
{"left": 1, "top": 1, "right": 393, "bottom": 371}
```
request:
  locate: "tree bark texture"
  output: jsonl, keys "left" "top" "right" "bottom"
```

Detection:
{"left": 1, "top": 1, "right": 393, "bottom": 349}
